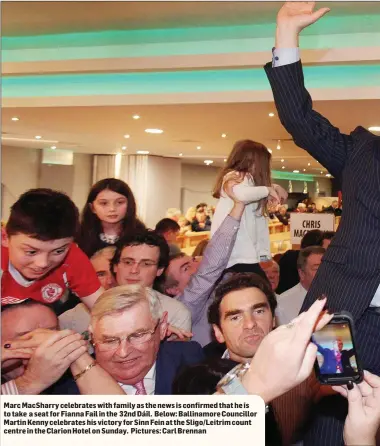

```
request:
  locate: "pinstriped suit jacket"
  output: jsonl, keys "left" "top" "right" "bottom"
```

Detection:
{"left": 264, "top": 61, "right": 380, "bottom": 319}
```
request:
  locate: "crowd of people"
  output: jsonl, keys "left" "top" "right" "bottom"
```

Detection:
{"left": 2, "top": 2, "right": 380, "bottom": 446}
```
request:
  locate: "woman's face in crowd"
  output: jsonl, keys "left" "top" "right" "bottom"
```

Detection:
{"left": 91, "top": 189, "right": 128, "bottom": 225}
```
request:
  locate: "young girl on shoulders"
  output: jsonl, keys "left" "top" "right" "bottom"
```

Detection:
{"left": 211, "top": 139, "right": 287, "bottom": 277}
{"left": 77, "top": 178, "right": 145, "bottom": 257}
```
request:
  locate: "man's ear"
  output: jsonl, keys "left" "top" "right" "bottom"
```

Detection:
{"left": 298, "top": 268, "right": 305, "bottom": 282}
{"left": 159, "top": 311, "right": 169, "bottom": 340}
{"left": 212, "top": 324, "right": 226, "bottom": 344}
{"left": 156, "top": 267, "right": 164, "bottom": 278}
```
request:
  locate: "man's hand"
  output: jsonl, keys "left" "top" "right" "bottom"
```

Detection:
{"left": 15, "top": 330, "right": 87, "bottom": 394}
{"left": 9, "top": 328, "right": 56, "bottom": 349}
{"left": 276, "top": 2, "right": 330, "bottom": 48}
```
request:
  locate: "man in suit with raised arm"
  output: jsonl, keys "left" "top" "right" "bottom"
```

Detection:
{"left": 264, "top": 2, "right": 380, "bottom": 445}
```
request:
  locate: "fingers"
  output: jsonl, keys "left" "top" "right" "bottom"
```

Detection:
{"left": 332, "top": 385, "right": 348, "bottom": 399}
{"left": 296, "top": 297, "right": 328, "bottom": 345}
{"left": 37, "top": 330, "right": 78, "bottom": 351}
{"left": 298, "top": 342, "right": 317, "bottom": 383}
{"left": 363, "top": 370, "right": 380, "bottom": 389}
{"left": 46, "top": 333, "right": 85, "bottom": 357}
{"left": 54, "top": 338, "right": 88, "bottom": 362}
{"left": 314, "top": 310, "right": 334, "bottom": 331}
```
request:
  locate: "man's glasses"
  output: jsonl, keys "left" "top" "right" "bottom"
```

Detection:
{"left": 119, "top": 259, "right": 158, "bottom": 269}
{"left": 93, "top": 320, "right": 160, "bottom": 351}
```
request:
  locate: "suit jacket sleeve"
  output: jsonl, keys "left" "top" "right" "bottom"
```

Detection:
{"left": 264, "top": 61, "right": 354, "bottom": 179}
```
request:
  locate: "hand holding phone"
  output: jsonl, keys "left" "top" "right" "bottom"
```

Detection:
{"left": 312, "top": 312, "right": 363, "bottom": 386}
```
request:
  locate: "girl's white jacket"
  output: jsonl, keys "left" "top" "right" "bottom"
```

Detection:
{"left": 211, "top": 173, "right": 271, "bottom": 268}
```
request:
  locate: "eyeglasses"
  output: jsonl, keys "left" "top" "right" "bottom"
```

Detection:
{"left": 93, "top": 319, "right": 160, "bottom": 351}
{"left": 119, "top": 258, "right": 158, "bottom": 269}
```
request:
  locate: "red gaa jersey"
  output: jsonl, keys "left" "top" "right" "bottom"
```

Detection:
{"left": 1, "top": 243, "right": 101, "bottom": 305}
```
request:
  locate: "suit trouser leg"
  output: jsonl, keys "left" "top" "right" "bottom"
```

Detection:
{"left": 303, "top": 309, "right": 380, "bottom": 446}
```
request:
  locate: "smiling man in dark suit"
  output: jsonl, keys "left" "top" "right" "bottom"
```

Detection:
{"left": 264, "top": 2, "right": 380, "bottom": 445}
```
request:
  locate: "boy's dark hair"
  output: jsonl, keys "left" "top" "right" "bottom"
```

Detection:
{"left": 111, "top": 230, "right": 170, "bottom": 274}
{"left": 155, "top": 218, "right": 180, "bottom": 234}
{"left": 6, "top": 188, "right": 79, "bottom": 241}
{"left": 208, "top": 273, "right": 277, "bottom": 327}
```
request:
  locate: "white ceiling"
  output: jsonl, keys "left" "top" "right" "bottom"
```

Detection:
{"left": 2, "top": 1, "right": 380, "bottom": 176}
{"left": 3, "top": 100, "right": 380, "bottom": 174}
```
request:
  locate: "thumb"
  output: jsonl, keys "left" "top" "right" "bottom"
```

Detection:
{"left": 312, "top": 8, "right": 330, "bottom": 22}
{"left": 345, "top": 384, "right": 363, "bottom": 417}
{"left": 298, "top": 343, "right": 317, "bottom": 383}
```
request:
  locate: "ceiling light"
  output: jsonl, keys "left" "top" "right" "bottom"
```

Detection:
{"left": 221, "top": 133, "right": 227, "bottom": 138}
{"left": 133, "top": 115, "right": 140, "bottom": 120}
{"left": 122, "top": 146, "right": 127, "bottom": 150}
{"left": 179, "top": 153, "right": 183, "bottom": 157}
{"left": 282, "top": 166, "right": 285, "bottom": 169}
{"left": 197, "top": 146, "right": 201, "bottom": 150}
{"left": 124, "top": 134, "right": 130, "bottom": 139}
{"left": 269, "top": 113, "right": 275, "bottom": 117}
{"left": 224, "top": 159, "right": 227, "bottom": 162}
{"left": 281, "top": 159, "right": 284, "bottom": 163}
{"left": 320, "top": 171, "right": 323, "bottom": 174}
{"left": 369, "top": 126, "right": 380, "bottom": 132}
{"left": 204, "top": 160, "right": 213, "bottom": 165}
{"left": 326, "top": 174, "right": 332, "bottom": 177}
{"left": 276, "top": 140, "right": 281, "bottom": 150}
{"left": 50, "top": 146, "right": 56, "bottom": 150}
{"left": 137, "top": 150, "right": 149, "bottom": 155}
{"left": 268, "top": 148, "right": 272, "bottom": 154}
{"left": 11, "top": 117, "right": 19, "bottom": 121}
{"left": 145, "top": 128, "right": 163, "bottom": 134}
{"left": 308, "top": 163, "right": 311, "bottom": 166}
{"left": 293, "top": 170, "right": 299, "bottom": 173}
{"left": 303, "top": 169, "right": 306, "bottom": 172}
{"left": 35, "top": 135, "right": 42, "bottom": 139}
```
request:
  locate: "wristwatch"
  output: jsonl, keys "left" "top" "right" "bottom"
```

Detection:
{"left": 216, "top": 363, "right": 269, "bottom": 413}
{"left": 216, "top": 363, "right": 250, "bottom": 395}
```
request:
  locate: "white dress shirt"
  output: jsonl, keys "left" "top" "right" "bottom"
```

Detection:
{"left": 273, "top": 46, "right": 380, "bottom": 308}
{"left": 119, "top": 363, "right": 156, "bottom": 395}
{"left": 276, "top": 283, "right": 307, "bottom": 325}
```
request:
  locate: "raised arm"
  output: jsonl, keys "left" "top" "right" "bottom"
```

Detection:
{"left": 178, "top": 185, "right": 245, "bottom": 325}
{"left": 264, "top": 2, "right": 353, "bottom": 179}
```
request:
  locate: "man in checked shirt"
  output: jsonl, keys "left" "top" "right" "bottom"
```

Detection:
{"left": 156, "top": 180, "right": 247, "bottom": 347}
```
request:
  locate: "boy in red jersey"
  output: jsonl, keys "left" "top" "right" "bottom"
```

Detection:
{"left": 1, "top": 189, "right": 103, "bottom": 308}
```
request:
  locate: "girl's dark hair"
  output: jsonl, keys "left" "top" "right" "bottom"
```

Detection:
{"left": 77, "top": 178, "right": 145, "bottom": 257}
{"left": 212, "top": 139, "right": 272, "bottom": 215}
{"left": 172, "top": 358, "right": 238, "bottom": 395}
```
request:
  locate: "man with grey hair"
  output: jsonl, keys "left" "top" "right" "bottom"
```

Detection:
{"left": 57, "top": 284, "right": 204, "bottom": 395}
{"left": 276, "top": 246, "right": 325, "bottom": 325}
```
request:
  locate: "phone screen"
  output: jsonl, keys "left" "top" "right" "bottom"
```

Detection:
{"left": 312, "top": 320, "right": 361, "bottom": 383}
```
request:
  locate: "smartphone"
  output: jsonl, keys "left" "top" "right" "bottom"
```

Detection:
{"left": 312, "top": 312, "right": 363, "bottom": 385}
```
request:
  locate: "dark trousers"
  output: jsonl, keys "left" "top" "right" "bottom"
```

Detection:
{"left": 303, "top": 308, "right": 380, "bottom": 446}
